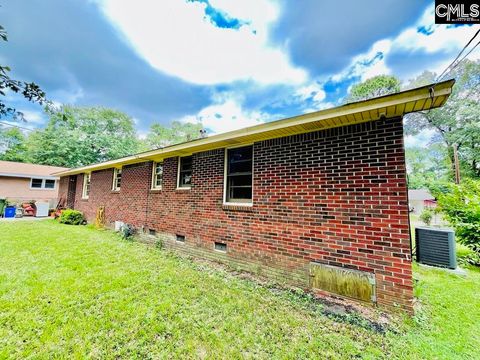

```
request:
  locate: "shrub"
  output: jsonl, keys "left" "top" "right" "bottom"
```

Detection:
{"left": 437, "top": 179, "right": 480, "bottom": 253}
{"left": 121, "top": 224, "right": 136, "bottom": 240}
{"left": 59, "top": 209, "right": 85, "bottom": 225}
{"left": 419, "top": 208, "right": 434, "bottom": 226}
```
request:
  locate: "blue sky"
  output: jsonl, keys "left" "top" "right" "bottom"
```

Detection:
{"left": 1, "top": 0, "right": 478, "bottom": 141}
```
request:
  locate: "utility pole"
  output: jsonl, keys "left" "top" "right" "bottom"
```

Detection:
{"left": 453, "top": 143, "right": 461, "bottom": 184}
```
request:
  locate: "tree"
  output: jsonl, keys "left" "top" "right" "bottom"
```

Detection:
{"left": 27, "top": 106, "right": 142, "bottom": 167}
{"left": 0, "top": 25, "right": 49, "bottom": 121}
{"left": 0, "top": 126, "right": 29, "bottom": 162}
{"left": 404, "top": 60, "right": 480, "bottom": 178}
{"left": 146, "top": 120, "right": 203, "bottom": 149}
{"left": 436, "top": 179, "right": 480, "bottom": 263}
{"left": 344, "top": 75, "right": 401, "bottom": 103}
{"left": 405, "top": 145, "right": 450, "bottom": 189}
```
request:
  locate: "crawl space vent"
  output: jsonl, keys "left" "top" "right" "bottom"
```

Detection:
{"left": 309, "top": 262, "right": 376, "bottom": 303}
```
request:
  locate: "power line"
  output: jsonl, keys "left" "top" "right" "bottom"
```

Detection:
{"left": 436, "top": 28, "right": 480, "bottom": 82}
{"left": 456, "top": 40, "right": 480, "bottom": 67}
{"left": 439, "top": 40, "right": 480, "bottom": 82}
{"left": 0, "top": 120, "right": 34, "bottom": 132}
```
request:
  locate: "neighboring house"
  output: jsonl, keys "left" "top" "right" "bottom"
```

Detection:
{"left": 408, "top": 189, "right": 436, "bottom": 215}
{"left": 56, "top": 80, "right": 454, "bottom": 313}
{"left": 0, "top": 161, "right": 69, "bottom": 208}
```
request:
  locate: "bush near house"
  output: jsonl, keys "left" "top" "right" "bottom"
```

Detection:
{"left": 58, "top": 209, "right": 85, "bottom": 225}
{"left": 436, "top": 179, "right": 480, "bottom": 264}
{"left": 419, "top": 208, "right": 434, "bottom": 226}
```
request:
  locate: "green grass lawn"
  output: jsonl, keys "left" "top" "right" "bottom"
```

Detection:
{"left": 0, "top": 220, "right": 479, "bottom": 359}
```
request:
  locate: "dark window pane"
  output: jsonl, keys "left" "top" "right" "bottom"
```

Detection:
{"left": 229, "top": 160, "right": 252, "bottom": 174}
{"left": 230, "top": 187, "right": 252, "bottom": 201}
{"left": 228, "top": 174, "right": 252, "bottom": 187}
{"left": 31, "top": 178, "right": 43, "bottom": 188}
{"left": 229, "top": 146, "right": 252, "bottom": 163}
{"left": 180, "top": 156, "right": 192, "bottom": 170}
{"left": 226, "top": 146, "right": 252, "bottom": 202}
{"left": 44, "top": 179, "right": 55, "bottom": 189}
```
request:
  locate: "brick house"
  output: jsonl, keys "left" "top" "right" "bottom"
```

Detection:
{"left": 56, "top": 80, "right": 454, "bottom": 312}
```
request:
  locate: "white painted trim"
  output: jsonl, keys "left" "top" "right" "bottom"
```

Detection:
{"left": 112, "top": 168, "right": 122, "bottom": 191}
{"left": 82, "top": 173, "right": 90, "bottom": 199}
{"left": 0, "top": 173, "right": 59, "bottom": 180}
{"left": 176, "top": 156, "right": 192, "bottom": 190}
{"left": 222, "top": 202, "right": 253, "bottom": 207}
{"left": 150, "top": 161, "right": 163, "bottom": 190}
{"left": 223, "top": 144, "right": 254, "bottom": 206}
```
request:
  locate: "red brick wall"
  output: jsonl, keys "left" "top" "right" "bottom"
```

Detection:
{"left": 61, "top": 117, "right": 413, "bottom": 312}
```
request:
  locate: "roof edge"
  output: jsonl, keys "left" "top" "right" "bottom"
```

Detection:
{"left": 54, "top": 79, "right": 455, "bottom": 177}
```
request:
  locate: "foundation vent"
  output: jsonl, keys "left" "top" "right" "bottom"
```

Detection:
{"left": 214, "top": 242, "right": 227, "bottom": 252}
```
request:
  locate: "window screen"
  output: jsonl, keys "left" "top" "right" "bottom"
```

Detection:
{"left": 226, "top": 146, "right": 253, "bottom": 203}
{"left": 178, "top": 156, "right": 192, "bottom": 188}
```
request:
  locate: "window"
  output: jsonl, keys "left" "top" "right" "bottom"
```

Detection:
{"left": 178, "top": 156, "right": 192, "bottom": 189}
{"left": 44, "top": 179, "right": 55, "bottom": 189}
{"left": 112, "top": 168, "right": 122, "bottom": 191}
{"left": 151, "top": 162, "right": 163, "bottom": 189}
{"left": 176, "top": 234, "right": 185, "bottom": 242}
{"left": 82, "top": 173, "right": 91, "bottom": 199}
{"left": 225, "top": 146, "right": 253, "bottom": 204}
{"left": 31, "top": 178, "right": 43, "bottom": 188}
{"left": 30, "top": 178, "right": 56, "bottom": 190}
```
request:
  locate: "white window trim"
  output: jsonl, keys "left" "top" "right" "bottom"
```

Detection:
{"left": 223, "top": 144, "right": 254, "bottom": 206}
{"left": 82, "top": 173, "right": 91, "bottom": 199}
{"left": 176, "top": 156, "right": 192, "bottom": 190}
{"left": 151, "top": 161, "right": 163, "bottom": 190}
{"left": 112, "top": 168, "right": 122, "bottom": 191}
{"left": 29, "top": 178, "right": 57, "bottom": 190}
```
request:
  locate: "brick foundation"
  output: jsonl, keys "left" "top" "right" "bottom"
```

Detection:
{"left": 61, "top": 117, "right": 413, "bottom": 312}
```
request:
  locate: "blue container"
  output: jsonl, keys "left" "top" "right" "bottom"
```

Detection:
{"left": 4, "top": 206, "right": 16, "bottom": 218}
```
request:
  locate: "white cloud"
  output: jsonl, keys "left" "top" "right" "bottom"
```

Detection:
{"left": 393, "top": 7, "right": 478, "bottom": 56}
{"left": 404, "top": 128, "right": 436, "bottom": 148}
{"left": 180, "top": 98, "right": 275, "bottom": 134}
{"left": 392, "top": 19, "right": 480, "bottom": 76}
{"left": 96, "top": 0, "right": 306, "bottom": 85}
{"left": 50, "top": 86, "right": 85, "bottom": 108}
{"left": 295, "top": 84, "right": 326, "bottom": 102}
{"left": 328, "top": 6, "right": 478, "bottom": 87}
{"left": 331, "top": 39, "right": 393, "bottom": 83}
{"left": 18, "top": 110, "right": 46, "bottom": 125}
